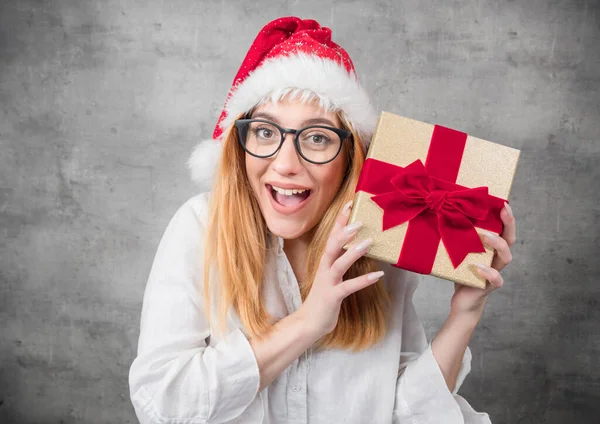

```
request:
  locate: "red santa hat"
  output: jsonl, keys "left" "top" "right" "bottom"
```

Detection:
{"left": 187, "top": 16, "right": 377, "bottom": 185}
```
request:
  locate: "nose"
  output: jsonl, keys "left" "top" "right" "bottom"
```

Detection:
{"left": 271, "top": 134, "right": 304, "bottom": 176}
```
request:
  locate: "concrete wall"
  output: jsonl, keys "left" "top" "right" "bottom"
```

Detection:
{"left": 1, "top": 0, "right": 598, "bottom": 423}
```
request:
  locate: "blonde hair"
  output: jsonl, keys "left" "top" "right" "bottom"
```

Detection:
{"left": 203, "top": 96, "right": 390, "bottom": 351}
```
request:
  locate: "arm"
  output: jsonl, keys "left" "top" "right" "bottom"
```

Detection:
{"left": 250, "top": 200, "right": 384, "bottom": 391}
{"left": 431, "top": 309, "right": 481, "bottom": 392}
{"left": 249, "top": 309, "right": 317, "bottom": 391}
{"left": 393, "top": 205, "right": 515, "bottom": 423}
{"left": 393, "top": 273, "right": 472, "bottom": 423}
{"left": 435, "top": 203, "right": 516, "bottom": 393}
{"left": 129, "top": 197, "right": 261, "bottom": 424}
{"left": 129, "top": 196, "right": 378, "bottom": 423}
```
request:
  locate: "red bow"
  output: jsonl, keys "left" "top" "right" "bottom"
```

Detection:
{"left": 370, "top": 160, "right": 490, "bottom": 268}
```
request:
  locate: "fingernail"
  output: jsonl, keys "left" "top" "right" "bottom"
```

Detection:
{"left": 343, "top": 200, "right": 353, "bottom": 214}
{"left": 344, "top": 221, "right": 363, "bottom": 235}
{"left": 354, "top": 238, "right": 373, "bottom": 252}
{"left": 475, "top": 263, "right": 492, "bottom": 273}
{"left": 367, "top": 271, "right": 385, "bottom": 281}
{"left": 504, "top": 202, "right": 513, "bottom": 217}
{"left": 483, "top": 230, "right": 499, "bottom": 241}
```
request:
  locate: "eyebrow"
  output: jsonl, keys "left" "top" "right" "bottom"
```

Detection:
{"left": 251, "top": 112, "right": 338, "bottom": 128}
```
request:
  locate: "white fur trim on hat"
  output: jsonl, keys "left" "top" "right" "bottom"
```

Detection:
{"left": 186, "top": 138, "right": 222, "bottom": 189}
{"left": 220, "top": 52, "right": 377, "bottom": 144}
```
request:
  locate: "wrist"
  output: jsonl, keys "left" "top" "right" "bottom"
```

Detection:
{"left": 293, "top": 306, "right": 324, "bottom": 344}
{"left": 451, "top": 292, "right": 489, "bottom": 318}
{"left": 447, "top": 306, "right": 484, "bottom": 330}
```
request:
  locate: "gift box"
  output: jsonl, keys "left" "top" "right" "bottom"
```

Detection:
{"left": 347, "top": 112, "right": 520, "bottom": 288}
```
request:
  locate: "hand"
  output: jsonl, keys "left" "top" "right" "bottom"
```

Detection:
{"left": 297, "top": 200, "right": 384, "bottom": 339}
{"left": 450, "top": 203, "right": 516, "bottom": 315}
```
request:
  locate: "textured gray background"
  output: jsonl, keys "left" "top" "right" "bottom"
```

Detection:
{"left": 1, "top": 0, "right": 598, "bottom": 423}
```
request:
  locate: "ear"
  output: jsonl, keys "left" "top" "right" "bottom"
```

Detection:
{"left": 186, "top": 139, "right": 222, "bottom": 190}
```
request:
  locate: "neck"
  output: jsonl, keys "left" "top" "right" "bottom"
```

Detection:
{"left": 282, "top": 229, "right": 315, "bottom": 285}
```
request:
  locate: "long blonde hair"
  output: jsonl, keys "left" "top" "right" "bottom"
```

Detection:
{"left": 203, "top": 100, "right": 390, "bottom": 351}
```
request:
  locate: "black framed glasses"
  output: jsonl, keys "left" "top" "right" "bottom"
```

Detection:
{"left": 234, "top": 118, "right": 352, "bottom": 164}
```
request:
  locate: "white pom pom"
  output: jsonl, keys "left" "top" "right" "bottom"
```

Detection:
{"left": 186, "top": 139, "right": 222, "bottom": 189}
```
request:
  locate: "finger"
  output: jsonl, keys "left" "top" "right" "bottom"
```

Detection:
{"left": 329, "top": 238, "right": 373, "bottom": 280}
{"left": 333, "top": 199, "right": 353, "bottom": 231}
{"left": 321, "top": 202, "right": 360, "bottom": 267}
{"left": 475, "top": 264, "right": 504, "bottom": 293}
{"left": 480, "top": 230, "right": 513, "bottom": 271}
{"left": 336, "top": 270, "right": 384, "bottom": 300}
{"left": 500, "top": 202, "right": 516, "bottom": 247}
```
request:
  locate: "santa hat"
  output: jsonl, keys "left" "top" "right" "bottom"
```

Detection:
{"left": 187, "top": 17, "right": 377, "bottom": 186}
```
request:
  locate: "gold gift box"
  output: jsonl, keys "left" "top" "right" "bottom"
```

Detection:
{"left": 347, "top": 112, "right": 520, "bottom": 288}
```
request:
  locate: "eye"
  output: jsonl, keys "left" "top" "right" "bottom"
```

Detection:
{"left": 254, "top": 127, "right": 276, "bottom": 139}
{"left": 308, "top": 134, "right": 331, "bottom": 144}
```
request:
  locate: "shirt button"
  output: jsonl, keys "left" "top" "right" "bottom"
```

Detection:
{"left": 292, "top": 385, "right": 300, "bottom": 392}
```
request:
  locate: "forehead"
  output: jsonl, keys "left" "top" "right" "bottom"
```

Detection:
{"left": 250, "top": 93, "right": 341, "bottom": 127}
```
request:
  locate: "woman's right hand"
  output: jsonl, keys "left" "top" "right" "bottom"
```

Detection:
{"left": 297, "top": 200, "right": 385, "bottom": 340}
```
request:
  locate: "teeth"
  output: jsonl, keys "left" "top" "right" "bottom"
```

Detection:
{"left": 272, "top": 185, "right": 308, "bottom": 196}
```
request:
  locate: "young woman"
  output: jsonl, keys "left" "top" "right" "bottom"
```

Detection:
{"left": 129, "top": 17, "right": 515, "bottom": 424}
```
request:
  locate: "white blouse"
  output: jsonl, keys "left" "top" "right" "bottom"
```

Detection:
{"left": 128, "top": 192, "right": 492, "bottom": 424}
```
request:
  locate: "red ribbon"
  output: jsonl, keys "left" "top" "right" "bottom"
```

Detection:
{"left": 356, "top": 125, "right": 507, "bottom": 274}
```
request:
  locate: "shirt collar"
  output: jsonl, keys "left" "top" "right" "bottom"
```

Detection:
{"left": 267, "top": 231, "right": 285, "bottom": 257}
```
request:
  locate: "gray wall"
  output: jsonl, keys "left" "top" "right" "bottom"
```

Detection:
{"left": 1, "top": 0, "right": 598, "bottom": 423}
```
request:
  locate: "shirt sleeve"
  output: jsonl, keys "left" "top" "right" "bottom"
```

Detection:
{"left": 128, "top": 195, "right": 261, "bottom": 424}
{"left": 393, "top": 272, "right": 492, "bottom": 424}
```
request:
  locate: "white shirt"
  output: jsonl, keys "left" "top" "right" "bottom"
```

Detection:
{"left": 129, "top": 192, "right": 492, "bottom": 424}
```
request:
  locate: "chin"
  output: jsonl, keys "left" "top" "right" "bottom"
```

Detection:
{"left": 264, "top": 216, "right": 313, "bottom": 240}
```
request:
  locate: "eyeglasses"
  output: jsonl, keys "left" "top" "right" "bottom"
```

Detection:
{"left": 234, "top": 118, "right": 352, "bottom": 164}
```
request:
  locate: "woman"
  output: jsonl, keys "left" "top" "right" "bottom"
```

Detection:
{"left": 129, "top": 17, "right": 515, "bottom": 424}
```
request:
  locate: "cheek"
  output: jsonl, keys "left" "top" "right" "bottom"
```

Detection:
{"left": 244, "top": 156, "right": 263, "bottom": 191}
{"left": 314, "top": 160, "right": 346, "bottom": 199}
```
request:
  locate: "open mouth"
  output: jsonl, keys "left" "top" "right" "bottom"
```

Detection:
{"left": 266, "top": 184, "right": 312, "bottom": 207}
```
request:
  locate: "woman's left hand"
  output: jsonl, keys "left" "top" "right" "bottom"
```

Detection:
{"left": 450, "top": 203, "right": 516, "bottom": 316}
